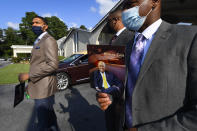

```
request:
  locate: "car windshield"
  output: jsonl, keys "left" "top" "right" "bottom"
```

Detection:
{"left": 60, "top": 54, "right": 82, "bottom": 63}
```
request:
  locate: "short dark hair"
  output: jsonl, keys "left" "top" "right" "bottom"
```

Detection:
{"left": 33, "top": 16, "right": 48, "bottom": 25}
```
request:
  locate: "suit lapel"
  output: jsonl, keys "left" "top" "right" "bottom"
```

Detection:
{"left": 115, "top": 29, "right": 126, "bottom": 42}
{"left": 125, "top": 37, "right": 135, "bottom": 66}
{"left": 35, "top": 33, "right": 49, "bottom": 46}
{"left": 30, "top": 33, "right": 49, "bottom": 63}
{"left": 135, "top": 21, "right": 172, "bottom": 88}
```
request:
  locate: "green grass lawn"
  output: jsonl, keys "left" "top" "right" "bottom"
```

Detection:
{"left": 0, "top": 63, "right": 30, "bottom": 85}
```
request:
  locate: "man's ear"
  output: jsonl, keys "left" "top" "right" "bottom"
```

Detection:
{"left": 43, "top": 25, "right": 48, "bottom": 31}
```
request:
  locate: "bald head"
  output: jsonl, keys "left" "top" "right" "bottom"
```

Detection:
{"left": 98, "top": 61, "right": 106, "bottom": 73}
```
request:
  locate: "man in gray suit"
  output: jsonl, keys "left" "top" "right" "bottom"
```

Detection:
{"left": 18, "top": 16, "right": 59, "bottom": 131}
{"left": 97, "top": 0, "right": 197, "bottom": 131}
{"left": 108, "top": 10, "right": 133, "bottom": 46}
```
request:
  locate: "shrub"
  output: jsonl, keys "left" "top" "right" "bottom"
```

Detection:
{"left": 11, "top": 57, "right": 22, "bottom": 63}
{"left": 58, "top": 56, "right": 65, "bottom": 61}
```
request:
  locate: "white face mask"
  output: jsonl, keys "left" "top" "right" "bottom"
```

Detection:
{"left": 122, "top": 3, "right": 152, "bottom": 31}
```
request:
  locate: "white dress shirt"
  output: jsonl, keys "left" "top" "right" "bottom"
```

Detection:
{"left": 34, "top": 31, "right": 48, "bottom": 45}
{"left": 116, "top": 27, "right": 126, "bottom": 36}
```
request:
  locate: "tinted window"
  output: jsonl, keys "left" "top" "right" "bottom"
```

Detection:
{"left": 60, "top": 54, "right": 82, "bottom": 63}
{"left": 79, "top": 55, "right": 88, "bottom": 64}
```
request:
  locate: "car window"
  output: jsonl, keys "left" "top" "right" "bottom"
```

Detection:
{"left": 79, "top": 55, "right": 88, "bottom": 64}
{"left": 60, "top": 54, "right": 82, "bottom": 63}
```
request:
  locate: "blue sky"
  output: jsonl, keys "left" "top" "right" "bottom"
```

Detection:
{"left": 1, "top": 0, "right": 120, "bottom": 30}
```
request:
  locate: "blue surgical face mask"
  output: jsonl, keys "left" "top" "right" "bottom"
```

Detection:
{"left": 32, "top": 26, "right": 43, "bottom": 36}
{"left": 122, "top": 4, "right": 152, "bottom": 31}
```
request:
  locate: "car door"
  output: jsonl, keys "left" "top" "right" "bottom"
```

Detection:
{"left": 67, "top": 55, "right": 90, "bottom": 83}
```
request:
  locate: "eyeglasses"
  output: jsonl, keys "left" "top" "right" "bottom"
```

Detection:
{"left": 108, "top": 17, "right": 119, "bottom": 23}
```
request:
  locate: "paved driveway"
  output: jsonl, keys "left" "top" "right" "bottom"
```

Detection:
{"left": 0, "top": 60, "right": 12, "bottom": 69}
{"left": 0, "top": 83, "right": 106, "bottom": 131}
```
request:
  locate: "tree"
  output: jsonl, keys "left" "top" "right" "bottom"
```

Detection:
{"left": 0, "top": 12, "right": 69, "bottom": 57}
{"left": 0, "top": 28, "right": 4, "bottom": 57}
{"left": 80, "top": 25, "right": 87, "bottom": 30}
{"left": 4, "top": 28, "right": 23, "bottom": 45}
{"left": 1, "top": 28, "right": 24, "bottom": 57}
{"left": 46, "top": 16, "right": 69, "bottom": 40}
{"left": 0, "top": 28, "right": 3, "bottom": 41}
{"left": 19, "top": 12, "right": 69, "bottom": 42}
{"left": 19, "top": 12, "right": 37, "bottom": 45}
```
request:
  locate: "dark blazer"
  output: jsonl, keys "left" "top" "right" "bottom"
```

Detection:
{"left": 110, "top": 29, "right": 133, "bottom": 46}
{"left": 94, "top": 70, "right": 122, "bottom": 91}
{"left": 123, "top": 21, "right": 197, "bottom": 131}
{"left": 27, "top": 33, "right": 59, "bottom": 99}
{"left": 107, "top": 28, "right": 134, "bottom": 131}
{"left": 94, "top": 70, "right": 124, "bottom": 131}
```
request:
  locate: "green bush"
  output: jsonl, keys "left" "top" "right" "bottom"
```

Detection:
{"left": 11, "top": 57, "right": 22, "bottom": 63}
{"left": 58, "top": 56, "right": 65, "bottom": 61}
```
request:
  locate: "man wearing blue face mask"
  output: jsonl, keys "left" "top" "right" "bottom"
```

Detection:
{"left": 18, "top": 16, "right": 59, "bottom": 131}
{"left": 97, "top": 0, "right": 197, "bottom": 131}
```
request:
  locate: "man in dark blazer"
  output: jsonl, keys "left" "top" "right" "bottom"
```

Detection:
{"left": 18, "top": 16, "right": 59, "bottom": 131}
{"left": 101, "top": 10, "right": 134, "bottom": 131}
{"left": 108, "top": 10, "right": 133, "bottom": 46}
{"left": 94, "top": 61, "right": 122, "bottom": 95}
{"left": 97, "top": 0, "right": 197, "bottom": 131}
{"left": 94, "top": 61, "right": 123, "bottom": 131}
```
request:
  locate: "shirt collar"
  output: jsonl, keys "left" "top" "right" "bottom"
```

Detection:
{"left": 100, "top": 71, "right": 105, "bottom": 75}
{"left": 37, "top": 31, "right": 47, "bottom": 40}
{"left": 116, "top": 27, "right": 126, "bottom": 36}
{"left": 135, "top": 19, "right": 162, "bottom": 40}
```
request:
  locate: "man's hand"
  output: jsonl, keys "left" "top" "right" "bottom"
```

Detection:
{"left": 96, "top": 92, "right": 112, "bottom": 111}
{"left": 18, "top": 73, "right": 29, "bottom": 83}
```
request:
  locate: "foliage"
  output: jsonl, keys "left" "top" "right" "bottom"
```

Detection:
{"left": 0, "top": 28, "right": 3, "bottom": 40}
{"left": 0, "top": 64, "right": 30, "bottom": 84}
{"left": 0, "top": 28, "right": 24, "bottom": 57}
{"left": 11, "top": 57, "right": 22, "bottom": 63}
{"left": 4, "top": 28, "right": 24, "bottom": 45}
{"left": 58, "top": 56, "right": 65, "bottom": 61}
{"left": 46, "top": 16, "right": 69, "bottom": 40}
{"left": 1, "top": 11, "right": 70, "bottom": 57}
{"left": 19, "top": 12, "right": 38, "bottom": 45}
{"left": 11, "top": 53, "right": 31, "bottom": 63}
{"left": 80, "top": 25, "right": 87, "bottom": 30}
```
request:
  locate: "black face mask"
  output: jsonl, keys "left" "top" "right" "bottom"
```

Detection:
{"left": 32, "top": 26, "right": 43, "bottom": 36}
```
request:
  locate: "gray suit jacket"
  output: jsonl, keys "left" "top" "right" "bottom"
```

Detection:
{"left": 27, "top": 33, "right": 59, "bottom": 99}
{"left": 111, "top": 29, "right": 133, "bottom": 46}
{"left": 123, "top": 21, "right": 197, "bottom": 131}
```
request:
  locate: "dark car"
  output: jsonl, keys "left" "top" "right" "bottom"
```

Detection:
{"left": 57, "top": 51, "right": 90, "bottom": 90}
